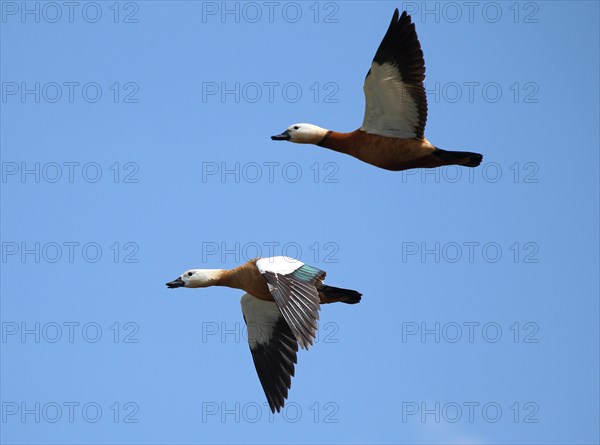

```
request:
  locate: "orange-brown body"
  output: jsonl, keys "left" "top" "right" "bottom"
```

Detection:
{"left": 318, "top": 130, "right": 467, "bottom": 171}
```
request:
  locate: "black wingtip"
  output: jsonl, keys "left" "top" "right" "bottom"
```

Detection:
{"left": 394, "top": 9, "right": 413, "bottom": 24}
{"left": 248, "top": 315, "right": 298, "bottom": 416}
{"left": 388, "top": 9, "right": 400, "bottom": 30}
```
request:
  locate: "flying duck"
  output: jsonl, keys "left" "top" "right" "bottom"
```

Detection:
{"left": 271, "top": 9, "right": 483, "bottom": 172}
{"left": 166, "top": 256, "right": 361, "bottom": 413}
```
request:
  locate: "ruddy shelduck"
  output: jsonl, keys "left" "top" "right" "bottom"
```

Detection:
{"left": 166, "top": 256, "right": 361, "bottom": 413}
{"left": 271, "top": 9, "right": 483, "bottom": 171}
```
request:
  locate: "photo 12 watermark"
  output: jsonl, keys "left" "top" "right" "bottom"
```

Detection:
{"left": 200, "top": 241, "right": 340, "bottom": 264}
{"left": 401, "top": 321, "right": 539, "bottom": 344}
{"left": 201, "top": 81, "right": 339, "bottom": 104}
{"left": 201, "top": 401, "right": 339, "bottom": 423}
{"left": 2, "top": 162, "right": 140, "bottom": 184}
{"left": 400, "top": 161, "right": 539, "bottom": 184}
{"left": 424, "top": 81, "right": 539, "bottom": 104}
{"left": 201, "top": 162, "right": 339, "bottom": 185}
{"left": 401, "top": 401, "right": 540, "bottom": 424}
{"left": 1, "top": 401, "right": 140, "bottom": 424}
{"left": 1, "top": 242, "right": 140, "bottom": 264}
{"left": 1, "top": 82, "right": 139, "bottom": 104}
{"left": 400, "top": 241, "right": 540, "bottom": 264}
{"left": 200, "top": 2, "right": 340, "bottom": 24}
{"left": 1, "top": 321, "right": 140, "bottom": 344}
{"left": 200, "top": 320, "right": 340, "bottom": 344}
{"left": 400, "top": 2, "right": 540, "bottom": 24}
{"left": 1, "top": 2, "right": 140, "bottom": 24}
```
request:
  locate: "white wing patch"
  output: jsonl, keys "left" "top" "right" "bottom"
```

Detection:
{"left": 240, "top": 293, "right": 281, "bottom": 348}
{"left": 256, "top": 256, "right": 304, "bottom": 276}
{"left": 361, "top": 62, "right": 421, "bottom": 139}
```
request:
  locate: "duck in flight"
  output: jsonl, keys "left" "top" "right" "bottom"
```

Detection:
{"left": 166, "top": 256, "right": 361, "bottom": 413}
{"left": 271, "top": 9, "right": 483, "bottom": 172}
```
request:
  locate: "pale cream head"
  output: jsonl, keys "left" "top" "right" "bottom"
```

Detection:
{"left": 166, "top": 269, "right": 224, "bottom": 289}
{"left": 271, "top": 123, "right": 329, "bottom": 144}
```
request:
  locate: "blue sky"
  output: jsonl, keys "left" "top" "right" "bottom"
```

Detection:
{"left": 1, "top": 1, "right": 598, "bottom": 444}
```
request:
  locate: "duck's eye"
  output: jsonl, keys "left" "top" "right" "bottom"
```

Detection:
{"left": 187, "top": 272, "right": 193, "bottom": 277}
{"left": 293, "top": 126, "right": 299, "bottom": 130}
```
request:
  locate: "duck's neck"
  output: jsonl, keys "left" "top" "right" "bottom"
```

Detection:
{"left": 214, "top": 265, "right": 250, "bottom": 291}
{"left": 209, "top": 269, "right": 231, "bottom": 287}
{"left": 317, "top": 130, "right": 359, "bottom": 155}
{"left": 197, "top": 269, "right": 228, "bottom": 287}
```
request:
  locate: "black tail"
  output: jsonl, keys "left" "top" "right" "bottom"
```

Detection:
{"left": 320, "top": 285, "right": 362, "bottom": 304}
{"left": 434, "top": 148, "right": 483, "bottom": 168}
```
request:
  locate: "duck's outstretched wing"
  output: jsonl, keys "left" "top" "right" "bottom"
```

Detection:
{"left": 256, "top": 256, "right": 323, "bottom": 350}
{"left": 241, "top": 293, "right": 298, "bottom": 413}
{"left": 361, "top": 9, "right": 428, "bottom": 139}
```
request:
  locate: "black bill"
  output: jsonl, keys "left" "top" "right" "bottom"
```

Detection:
{"left": 166, "top": 277, "right": 185, "bottom": 288}
{"left": 271, "top": 129, "right": 291, "bottom": 141}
